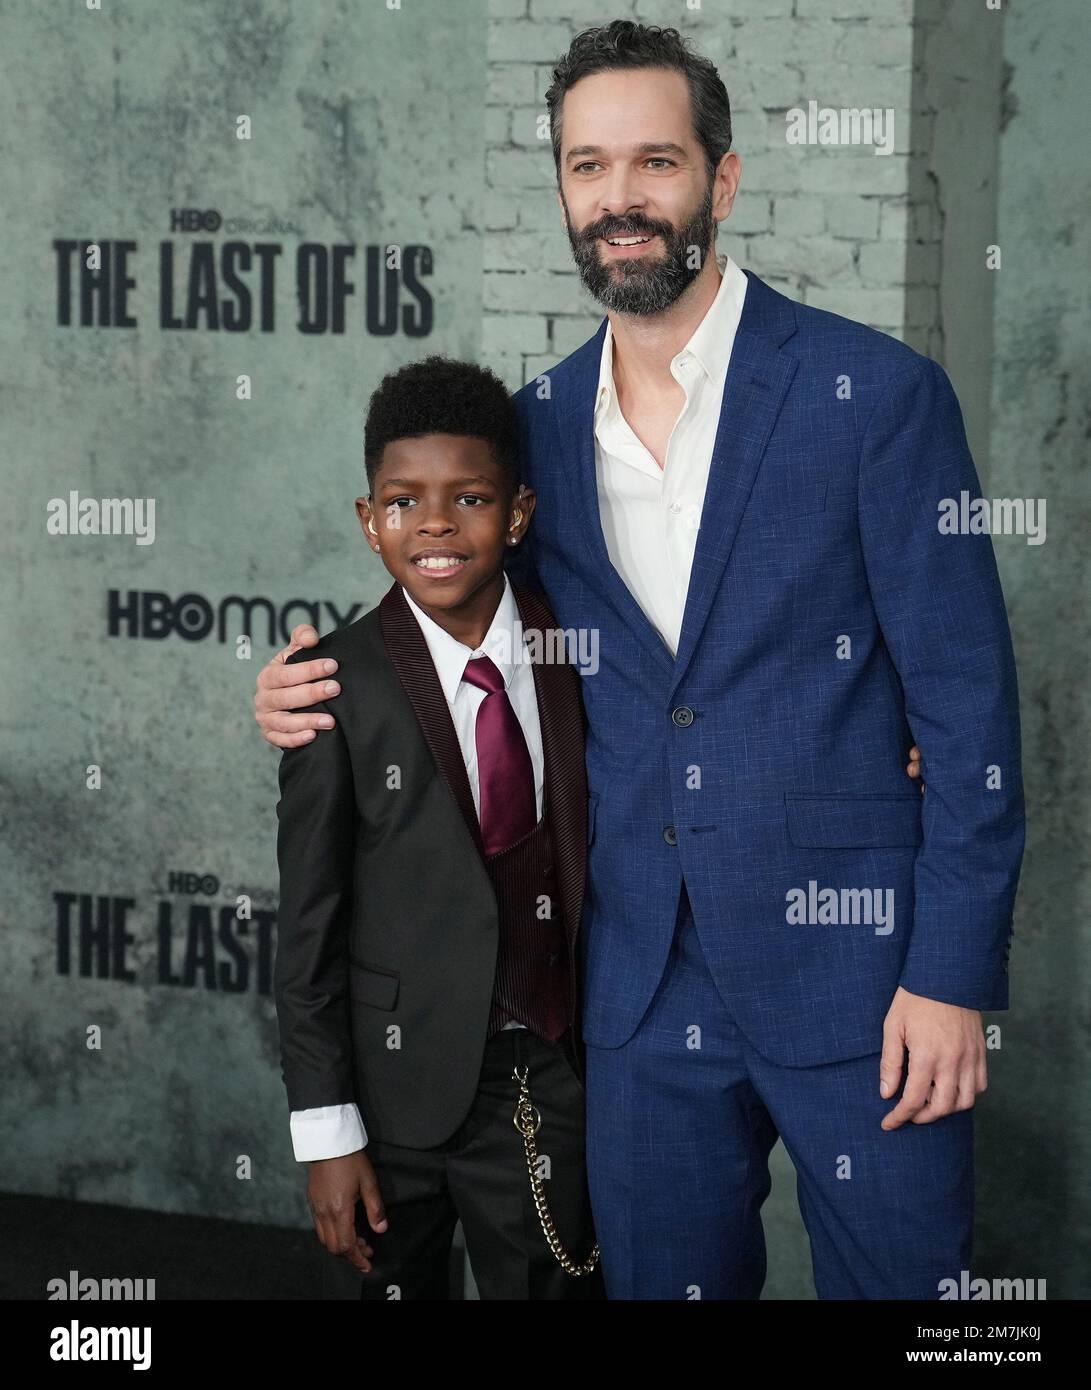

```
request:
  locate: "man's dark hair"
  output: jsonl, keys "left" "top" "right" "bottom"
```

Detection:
{"left": 545, "top": 20, "right": 732, "bottom": 179}
{"left": 363, "top": 356, "right": 520, "bottom": 494}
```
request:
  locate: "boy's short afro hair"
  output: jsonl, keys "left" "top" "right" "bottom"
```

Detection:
{"left": 363, "top": 355, "right": 520, "bottom": 493}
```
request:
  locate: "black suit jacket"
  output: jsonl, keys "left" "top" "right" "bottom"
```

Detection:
{"left": 274, "top": 580, "right": 589, "bottom": 1150}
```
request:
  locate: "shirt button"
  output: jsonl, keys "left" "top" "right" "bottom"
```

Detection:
{"left": 663, "top": 825, "right": 678, "bottom": 846}
{"left": 669, "top": 502, "right": 682, "bottom": 514}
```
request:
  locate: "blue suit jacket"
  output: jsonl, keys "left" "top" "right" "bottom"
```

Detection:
{"left": 508, "top": 268, "right": 1024, "bottom": 1065}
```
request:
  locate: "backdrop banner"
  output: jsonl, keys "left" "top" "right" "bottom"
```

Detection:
{"left": 0, "top": 0, "right": 486, "bottom": 1222}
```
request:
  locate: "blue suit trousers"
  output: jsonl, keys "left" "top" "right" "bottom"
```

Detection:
{"left": 584, "top": 885, "right": 975, "bottom": 1300}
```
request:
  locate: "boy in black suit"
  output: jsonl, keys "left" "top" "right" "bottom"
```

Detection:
{"left": 274, "top": 357, "right": 603, "bottom": 1300}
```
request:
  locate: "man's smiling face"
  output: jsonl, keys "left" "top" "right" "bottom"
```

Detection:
{"left": 557, "top": 67, "right": 719, "bottom": 316}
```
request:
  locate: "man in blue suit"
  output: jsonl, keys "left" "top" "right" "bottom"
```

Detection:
{"left": 256, "top": 21, "right": 1023, "bottom": 1299}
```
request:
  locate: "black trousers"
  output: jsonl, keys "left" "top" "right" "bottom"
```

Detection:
{"left": 336, "top": 1026, "right": 605, "bottom": 1301}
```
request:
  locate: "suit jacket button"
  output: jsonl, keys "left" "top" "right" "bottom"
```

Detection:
{"left": 663, "top": 825, "right": 678, "bottom": 846}
{"left": 671, "top": 706, "right": 694, "bottom": 727}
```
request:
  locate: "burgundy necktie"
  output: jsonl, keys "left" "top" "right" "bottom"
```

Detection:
{"left": 461, "top": 655, "right": 537, "bottom": 856}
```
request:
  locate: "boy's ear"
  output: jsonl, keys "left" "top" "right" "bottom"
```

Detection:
{"left": 355, "top": 496, "right": 381, "bottom": 550}
{"left": 508, "top": 484, "right": 536, "bottom": 546}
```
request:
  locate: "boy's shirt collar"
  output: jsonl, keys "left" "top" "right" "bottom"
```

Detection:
{"left": 400, "top": 572, "right": 521, "bottom": 704}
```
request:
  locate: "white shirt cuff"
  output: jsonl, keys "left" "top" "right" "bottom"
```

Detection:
{"left": 289, "top": 1103, "right": 368, "bottom": 1162}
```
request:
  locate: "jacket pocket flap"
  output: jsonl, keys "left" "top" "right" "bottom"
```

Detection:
{"left": 785, "top": 794, "right": 923, "bottom": 848}
{"left": 349, "top": 958, "right": 400, "bottom": 1010}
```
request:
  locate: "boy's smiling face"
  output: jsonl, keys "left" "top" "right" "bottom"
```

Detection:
{"left": 356, "top": 433, "right": 534, "bottom": 642}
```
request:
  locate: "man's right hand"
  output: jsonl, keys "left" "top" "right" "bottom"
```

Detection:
{"left": 255, "top": 623, "right": 339, "bottom": 748}
{"left": 306, "top": 1149, "right": 388, "bottom": 1274}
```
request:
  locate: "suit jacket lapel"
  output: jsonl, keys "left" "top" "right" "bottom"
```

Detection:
{"left": 552, "top": 322, "right": 676, "bottom": 677}
{"left": 513, "top": 584, "right": 587, "bottom": 958}
{"left": 667, "top": 271, "right": 799, "bottom": 701}
{"left": 379, "top": 581, "right": 589, "bottom": 963}
{"left": 379, "top": 582, "right": 485, "bottom": 857}
{"left": 552, "top": 275, "right": 799, "bottom": 692}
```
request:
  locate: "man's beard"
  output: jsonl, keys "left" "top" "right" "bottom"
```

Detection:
{"left": 563, "top": 182, "right": 716, "bottom": 316}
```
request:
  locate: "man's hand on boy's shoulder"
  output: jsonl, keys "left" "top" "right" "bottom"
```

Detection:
{"left": 252, "top": 616, "right": 933, "bottom": 778}
{"left": 255, "top": 622, "right": 340, "bottom": 748}
{"left": 306, "top": 1148, "right": 388, "bottom": 1275}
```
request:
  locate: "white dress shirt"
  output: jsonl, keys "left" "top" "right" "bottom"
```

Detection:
{"left": 400, "top": 573, "right": 545, "bottom": 826}
{"left": 288, "top": 572, "right": 544, "bottom": 1162}
{"left": 594, "top": 251, "right": 748, "bottom": 656}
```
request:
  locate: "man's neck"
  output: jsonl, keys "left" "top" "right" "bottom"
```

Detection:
{"left": 608, "top": 254, "right": 723, "bottom": 399}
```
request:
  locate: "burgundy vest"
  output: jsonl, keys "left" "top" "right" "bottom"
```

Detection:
{"left": 483, "top": 811, "right": 571, "bottom": 1044}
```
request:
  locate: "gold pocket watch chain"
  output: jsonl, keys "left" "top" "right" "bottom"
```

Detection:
{"left": 512, "top": 1063, "right": 600, "bottom": 1277}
